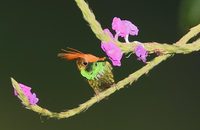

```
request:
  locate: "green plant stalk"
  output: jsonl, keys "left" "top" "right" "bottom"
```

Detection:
{"left": 74, "top": 0, "right": 111, "bottom": 42}
{"left": 121, "top": 39, "right": 200, "bottom": 54}
{"left": 11, "top": 54, "right": 170, "bottom": 119}
{"left": 11, "top": 0, "right": 200, "bottom": 119}
{"left": 10, "top": 25, "right": 199, "bottom": 118}
{"left": 176, "top": 24, "right": 200, "bottom": 45}
{"left": 74, "top": 0, "right": 200, "bottom": 54}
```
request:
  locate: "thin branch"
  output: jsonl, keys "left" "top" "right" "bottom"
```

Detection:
{"left": 74, "top": 0, "right": 111, "bottom": 42}
{"left": 11, "top": 54, "right": 170, "bottom": 119}
{"left": 176, "top": 24, "right": 200, "bottom": 45}
{"left": 11, "top": 26, "right": 200, "bottom": 118}
{"left": 11, "top": 0, "right": 200, "bottom": 119}
{"left": 121, "top": 39, "right": 200, "bottom": 54}
{"left": 74, "top": 0, "right": 200, "bottom": 54}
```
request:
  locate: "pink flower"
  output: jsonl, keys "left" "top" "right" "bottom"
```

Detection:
{"left": 101, "top": 29, "right": 123, "bottom": 66}
{"left": 112, "top": 17, "right": 139, "bottom": 42}
{"left": 135, "top": 44, "right": 148, "bottom": 63}
{"left": 14, "top": 83, "right": 39, "bottom": 105}
{"left": 104, "top": 28, "right": 114, "bottom": 39}
{"left": 101, "top": 42, "right": 123, "bottom": 66}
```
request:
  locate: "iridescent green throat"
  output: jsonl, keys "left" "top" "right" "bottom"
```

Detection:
{"left": 80, "top": 62, "right": 105, "bottom": 80}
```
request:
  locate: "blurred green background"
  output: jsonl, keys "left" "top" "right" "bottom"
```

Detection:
{"left": 0, "top": 0, "right": 200, "bottom": 130}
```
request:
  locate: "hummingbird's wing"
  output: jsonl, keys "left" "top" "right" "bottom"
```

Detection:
{"left": 87, "top": 62, "right": 115, "bottom": 94}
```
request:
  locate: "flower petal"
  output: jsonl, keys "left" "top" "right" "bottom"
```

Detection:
{"left": 101, "top": 41, "right": 123, "bottom": 66}
{"left": 103, "top": 28, "right": 114, "bottom": 39}
{"left": 135, "top": 44, "right": 148, "bottom": 63}
{"left": 112, "top": 17, "right": 139, "bottom": 39}
{"left": 14, "top": 83, "right": 39, "bottom": 105}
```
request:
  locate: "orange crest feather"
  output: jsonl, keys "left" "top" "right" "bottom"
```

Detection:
{"left": 58, "top": 47, "right": 106, "bottom": 62}
{"left": 57, "top": 48, "right": 85, "bottom": 60}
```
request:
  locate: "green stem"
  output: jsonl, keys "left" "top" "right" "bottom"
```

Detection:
{"left": 11, "top": 54, "right": 170, "bottom": 119}
{"left": 10, "top": 0, "right": 200, "bottom": 119}
{"left": 176, "top": 24, "right": 200, "bottom": 45}
{"left": 74, "top": 0, "right": 110, "bottom": 42}
{"left": 121, "top": 39, "right": 200, "bottom": 54}
{"left": 74, "top": 0, "right": 200, "bottom": 54}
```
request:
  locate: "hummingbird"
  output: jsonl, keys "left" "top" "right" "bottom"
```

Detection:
{"left": 58, "top": 47, "right": 115, "bottom": 94}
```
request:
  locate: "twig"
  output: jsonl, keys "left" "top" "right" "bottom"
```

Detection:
{"left": 74, "top": 0, "right": 200, "bottom": 53}
{"left": 176, "top": 24, "right": 200, "bottom": 45}
{"left": 11, "top": 0, "right": 200, "bottom": 119}
{"left": 74, "top": 0, "right": 111, "bottom": 42}
{"left": 11, "top": 54, "right": 170, "bottom": 119}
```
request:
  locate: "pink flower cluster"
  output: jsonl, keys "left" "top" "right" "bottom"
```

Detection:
{"left": 112, "top": 17, "right": 139, "bottom": 43}
{"left": 101, "top": 29, "right": 123, "bottom": 66}
{"left": 135, "top": 43, "right": 148, "bottom": 63}
{"left": 101, "top": 17, "right": 148, "bottom": 66}
{"left": 14, "top": 83, "right": 39, "bottom": 105}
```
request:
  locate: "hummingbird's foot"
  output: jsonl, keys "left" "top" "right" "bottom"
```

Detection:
{"left": 95, "top": 93, "right": 100, "bottom": 102}
{"left": 94, "top": 90, "right": 101, "bottom": 102}
{"left": 113, "top": 84, "right": 119, "bottom": 91}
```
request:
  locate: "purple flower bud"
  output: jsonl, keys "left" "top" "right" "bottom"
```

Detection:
{"left": 112, "top": 17, "right": 139, "bottom": 42}
{"left": 135, "top": 44, "right": 148, "bottom": 63}
{"left": 101, "top": 41, "right": 123, "bottom": 66}
{"left": 101, "top": 29, "right": 123, "bottom": 66}
{"left": 14, "top": 83, "right": 39, "bottom": 105}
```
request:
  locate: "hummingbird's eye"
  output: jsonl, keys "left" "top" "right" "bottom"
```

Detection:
{"left": 83, "top": 62, "right": 88, "bottom": 66}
